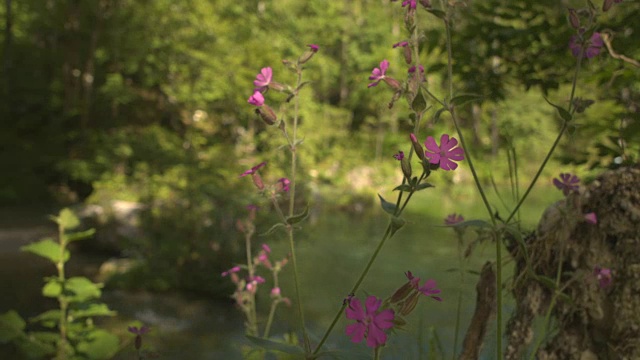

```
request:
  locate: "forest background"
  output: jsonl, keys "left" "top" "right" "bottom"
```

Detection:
{"left": 0, "top": 0, "right": 638, "bottom": 337}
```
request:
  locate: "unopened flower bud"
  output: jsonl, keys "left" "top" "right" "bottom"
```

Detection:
{"left": 401, "top": 156, "right": 412, "bottom": 180}
{"left": 251, "top": 173, "right": 265, "bottom": 190}
{"left": 390, "top": 281, "right": 413, "bottom": 303}
{"left": 410, "top": 133, "right": 426, "bottom": 161}
{"left": 568, "top": 9, "right": 580, "bottom": 29}
{"left": 602, "top": 0, "right": 614, "bottom": 12}
{"left": 298, "top": 44, "right": 319, "bottom": 64}
{"left": 399, "top": 292, "right": 420, "bottom": 316}
{"left": 383, "top": 77, "right": 402, "bottom": 91}
{"left": 256, "top": 104, "right": 278, "bottom": 125}
{"left": 403, "top": 46, "right": 412, "bottom": 64}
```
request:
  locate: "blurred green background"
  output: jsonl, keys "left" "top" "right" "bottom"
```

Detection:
{"left": 0, "top": 0, "right": 638, "bottom": 358}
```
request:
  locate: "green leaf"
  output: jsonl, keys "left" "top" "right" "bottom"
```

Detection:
{"left": 65, "top": 228, "right": 96, "bottom": 243}
{"left": 245, "top": 335, "right": 305, "bottom": 355}
{"left": 58, "top": 208, "right": 81, "bottom": 230}
{"left": 543, "top": 97, "right": 572, "bottom": 122}
{"left": 0, "top": 311, "right": 26, "bottom": 343}
{"left": 450, "top": 94, "right": 482, "bottom": 107}
{"left": 31, "top": 310, "right": 61, "bottom": 328}
{"left": 426, "top": 9, "right": 446, "bottom": 19}
{"left": 432, "top": 107, "right": 447, "bottom": 123}
{"left": 21, "top": 239, "right": 69, "bottom": 264}
{"left": 260, "top": 223, "right": 286, "bottom": 236}
{"left": 70, "top": 304, "right": 116, "bottom": 319}
{"left": 377, "top": 194, "right": 397, "bottom": 215}
{"left": 43, "top": 279, "right": 62, "bottom": 298}
{"left": 286, "top": 206, "right": 309, "bottom": 225}
{"left": 415, "top": 182, "right": 434, "bottom": 191}
{"left": 393, "top": 184, "right": 413, "bottom": 192}
{"left": 65, "top": 277, "right": 103, "bottom": 302}
{"left": 76, "top": 329, "right": 119, "bottom": 359}
{"left": 443, "top": 219, "right": 492, "bottom": 228}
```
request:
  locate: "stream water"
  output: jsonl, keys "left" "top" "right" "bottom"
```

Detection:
{"left": 1, "top": 207, "right": 514, "bottom": 359}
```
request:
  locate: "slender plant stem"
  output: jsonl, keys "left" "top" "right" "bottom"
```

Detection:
{"left": 506, "top": 47, "right": 584, "bottom": 224}
{"left": 443, "top": 13, "right": 502, "bottom": 358}
{"left": 244, "top": 231, "right": 258, "bottom": 336}
{"left": 313, "top": 224, "right": 394, "bottom": 354}
{"left": 452, "top": 232, "right": 465, "bottom": 360}
{"left": 287, "top": 68, "right": 310, "bottom": 352}
{"left": 56, "top": 221, "right": 69, "bottom": 359}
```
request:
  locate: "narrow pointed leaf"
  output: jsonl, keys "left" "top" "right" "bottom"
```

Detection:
{"left": 286, "top": 206, "right": 309, "bottom": 225}
{"left": 450, "top": 94, "right": 482, "bottom": 107}
{"left": 378, "top": 194, "right": 397, "bottom": 215}
{"left": 65, "top": 229, "right": 96, "bottom": 243}
{"left": 260, "top": 223, "right": 286, "bottom": 236}
{"left": 543, "top": 97, "right": 572, "bottom": 122}
{"left": 246, "top": 335, "right": 305, "bottom": 355}
{"left": 393, "top": 184, "right": 413, "bottom": 192}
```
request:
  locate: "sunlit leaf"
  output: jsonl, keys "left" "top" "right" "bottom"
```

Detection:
{"left": 22, "top": 239, "right": 69, "bottom": 264}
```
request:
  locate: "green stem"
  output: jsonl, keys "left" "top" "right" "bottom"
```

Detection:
{"left": 244, "top": 231, "right": 258, "bottom": 336}
{"left": 56, "top": 221, "right": 69, "bottom": 359}
{"left": 506, "top": 44, "right": 584, "bottom": 224}
{"left": 443, "top": 13, "right": 502, "bottom": 357}
{"left": 287, "top": 67, "right": 310, "bottom": 352}
{"left": 313, "top": 224, "right": 394, "bottom": 354}
{"left": 452, "top": 232, "right": 465, "bottom": 360}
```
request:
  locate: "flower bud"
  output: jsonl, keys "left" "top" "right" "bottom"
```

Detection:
{"left": 399, "top": 292, "right": 420, "bottom": 316}
{"left": 298, "top": 44, "right": 319, "bottom": 64}
{"left": 383, "top": 77, "right": 402, "bottom": 91}
{"left": 390, "top": 281, "right": 413, "bottom": 303}
{"left": 568, "top": 8, "right": 580, "bottom": 29}
{"left": 251, "top": 173, "right": 265, "bottom": 190}
{"left": 410, "top": 133, "right": 426, "bottom": 161}
{"left": 403, "top": 46, "right": 412, "bottom": 64}
{"left": 256, "top": 104, "right": 278, "bottom": 125}
{"left": 401, "top": 156, "right": 412, "bottom": 180}
{"left": 602, "top": 0, "right": 614, "bottom": 12}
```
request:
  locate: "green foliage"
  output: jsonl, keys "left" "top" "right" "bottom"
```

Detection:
{"left": 0, "top": 208, "right": 118, "bottom": 359}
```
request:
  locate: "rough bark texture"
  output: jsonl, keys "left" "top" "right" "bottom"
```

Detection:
{"left": 506, "top": 165, "right": 640, "bottom": 360}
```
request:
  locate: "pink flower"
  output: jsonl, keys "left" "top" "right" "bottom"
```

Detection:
{"left": 553, "top": 173, "right": 580, "bottom": 196}
{"left": 240, "top": 162, "right": 267, "bottom": 177}
{"left": 276, "top": 177, "right": 291, "bottom": 192}
{"left": 221, "top": 266, "right": 241, "bottom": 277}
{"left": 345, "top": 296, "right": 395, "bottom": 348}
{"left": 368, "top": 60, "right": 389, "bottom": 88}
{"left": 444, "top": 213, "right": 464, "bottom": 225}
{"left": 307, "top": 44, "right": 319, "bottom": 52}
{"left": 393, "top": 41, "right": 409, "bottom": 48}
{"left": 406, "top": 271, "right": 442, "bottom": 301}
{"left": 408, "top": 65, "right": 424, "bottom": 74}
{"left": 593, "top": 266, "right": 612, "bottom": 288}
{"left": 393, "top": 151, "right": 404, "bottom": 161}
{"left": 262, "top": 243, "right": 271, "bottom": 253}
{"left": 402, "top": 0, "right": 417, "bottom": 9}
{"left": 127, "top": 325, "right": 150, "bottom": 335}
{"left": 253, "top": 67, "right": 272, "bottom": 93}
{"left": 584, "top": 212, "right": 597, "bottom": 224}
{"left": 248, "top": 91, "right": 265, "bottom": 106}
{"left": 569, "top": 33, "right": 603, "bottom": 59}
{"left": 270, "top": 287, "right": 281, "bottom": 297}
{"left": 424, "top": 134, "right": 465, "bottom": 171}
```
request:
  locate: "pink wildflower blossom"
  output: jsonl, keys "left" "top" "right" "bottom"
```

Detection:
{"left": 221, "top": 266, "right": 241, "bottom": 277}
{"left": 277, "top": 177, "right": 291, "bottom": 192}
{"left": 569, "top": 33, "right": 603, "bottom": 59}
{"left": 345, "top": 296, "right": 395, "bottom": 348}
{"left": 406, "top": 271, "right": 442, "bottom": 301}
{"left": 127, "top": 326, "right": 150, "bottom": 335}
{"left": 553, "top": 173, "right": 580, "bottom": 196}
{"left": 393, "top": 151, "right": 404, "bottom": 161}
{"left": 593, "top": 266, "right": 612, "bottom": 288}
{"left": 444, "top": 214, "right": 465, "bottom": 225}
{"left": 424, "top": 134, "right": 465, "bottom": 171}
{"left": 368, "top": 60, "right": 389, "bottom": 88}
{"left": 248, "top": 91, "right": 265, "bottom": 106}
{"left": 240, "top": 162, "right": 266, "bottom": 177}
{"left": 307, "top": 44, "right": 319, "bottom": 52}
{"left": 253, "top": 67, "right": 272, "bottom": 93}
